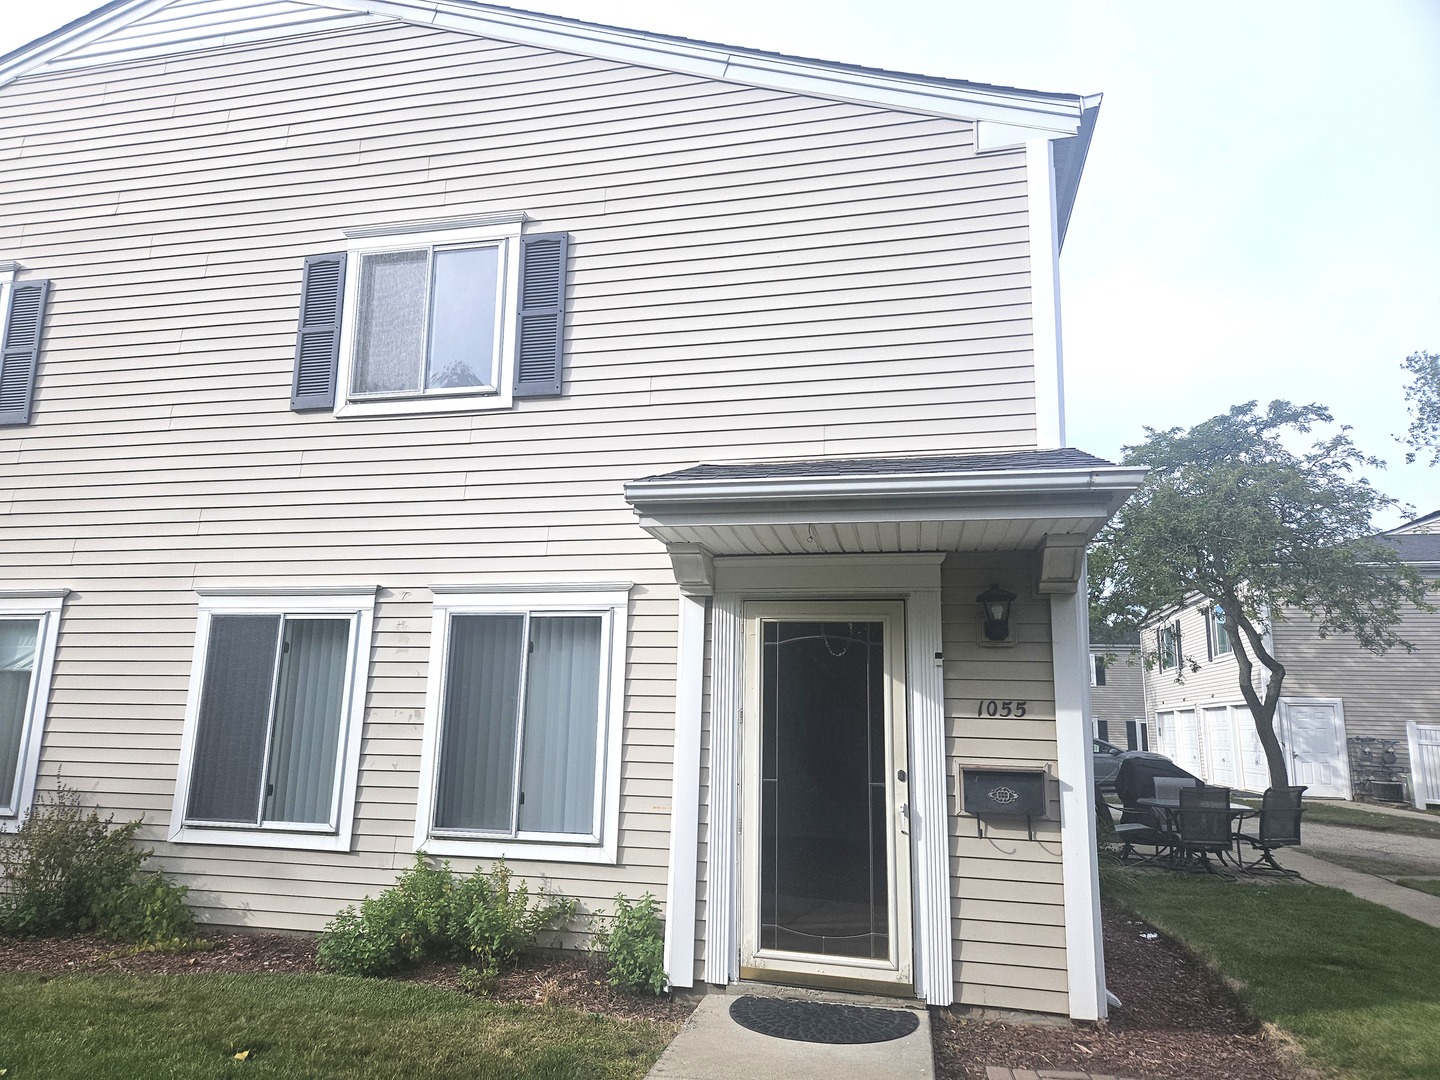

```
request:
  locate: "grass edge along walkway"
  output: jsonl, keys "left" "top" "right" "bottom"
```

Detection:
{"left": 0, "top": 970, "right": 677, "bottom": 1080}
{"left": 1112, "top": 872, "right": 1440, "bottom": 1080}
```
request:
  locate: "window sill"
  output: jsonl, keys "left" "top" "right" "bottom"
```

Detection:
{"left": 334, "top": 389, "right": 513, "bottom": 420}
{"left": 418, "top": 835, "right": 617, "bottom": 865}
{"left": 168, "top": 824, "right": 353, "bottom": 853}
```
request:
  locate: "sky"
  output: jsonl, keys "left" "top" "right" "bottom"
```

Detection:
{"left": 4, "top": 1, "right": 1438, "bottom": 524}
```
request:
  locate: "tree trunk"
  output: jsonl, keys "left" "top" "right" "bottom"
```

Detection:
{"left": 1224, "top": 598, "right": 1290, "bottom": 790}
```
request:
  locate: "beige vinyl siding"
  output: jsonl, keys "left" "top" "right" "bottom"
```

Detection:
{"left": 1270, "top": 572, "right": 1440, "bottom": 782}
{"left": 0, "top": 18, "right": 1042, "bottom": 933}
{"left": 1144, "top": 601, "right": 1265, "bottom": 727}
{"left": 943, "top": 554, "right": 1067, "bottom": 1016}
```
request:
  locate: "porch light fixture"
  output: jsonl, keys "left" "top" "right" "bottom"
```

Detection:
{"left": 976, "top": 584, "right": 1017, "bottom": 642}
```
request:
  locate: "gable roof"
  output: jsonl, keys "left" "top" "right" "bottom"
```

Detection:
{"left": 1, "top": 1, "right": 1101, "bottom": 231}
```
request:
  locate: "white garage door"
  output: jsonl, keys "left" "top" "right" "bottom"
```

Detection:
{"left": 1201, "top": 706, "right": 1238, "bottom": 787}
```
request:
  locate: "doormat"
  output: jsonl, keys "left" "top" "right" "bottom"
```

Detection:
{"left": 728, "top": 995, "right": 920, "bottom": 1044}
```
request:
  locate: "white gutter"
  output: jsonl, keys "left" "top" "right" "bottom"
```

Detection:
{"left": 625, "top": 466, "right": 1148, "bottom": 506}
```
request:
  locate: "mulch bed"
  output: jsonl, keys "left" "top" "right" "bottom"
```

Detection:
{"left": 931, "top": 903, "right": 1310, "bottom": 1080}
{"left": 0, "top": 933, "right": 690, "bottom": 1026}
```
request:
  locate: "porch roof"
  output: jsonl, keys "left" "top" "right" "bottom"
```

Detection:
{"left": 623, "top": 448, "right": 1147, "bottom": 561}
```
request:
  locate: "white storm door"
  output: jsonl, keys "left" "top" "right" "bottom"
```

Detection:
{"left": 1281, "top": 700, "right": 1350, "bottom": 798}
{"left": 740, "top": 601, "right": 912, "bottom": 991}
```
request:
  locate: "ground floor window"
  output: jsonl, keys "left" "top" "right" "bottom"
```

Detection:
{"left": 416, "top": 585, "right": 628, "bottom": 864}
{"left": 170, "top": 590, "right": 375, "bottom": 851}
{"left": 0, "top": 592, "right": 64, "bottom": 828}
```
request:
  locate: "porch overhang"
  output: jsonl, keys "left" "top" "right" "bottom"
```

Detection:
{"left": 623, "top": 449, "right": 1147, "bottom": 594}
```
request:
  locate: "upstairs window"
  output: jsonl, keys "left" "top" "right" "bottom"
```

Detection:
{"left": 1157, "top": 622, "right": 1180, "bottom": 671}
{"left": 291, "top": 215, "right": 567, "bottom": 417}
{"left": 1091, "top": 654, "right": 1107, "bottom": 686}
{"left": 1208, "top": 606, "right": 1233, "bottom": 658}
{"left": 170, "top": 590, "right": 375, "bottom": 851}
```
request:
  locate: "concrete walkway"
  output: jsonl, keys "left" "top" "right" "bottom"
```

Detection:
{"left": 645, "top": 992, "right": 934, "bottom": 1080}
{"left": 1286, "top": 848, "right": 1440, "bottom": 928}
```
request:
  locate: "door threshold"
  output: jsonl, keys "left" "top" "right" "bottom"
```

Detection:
{"left": 735, "top": 967, "right": 918, "bottom": 1002}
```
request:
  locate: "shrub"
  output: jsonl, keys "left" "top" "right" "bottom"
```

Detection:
{"left": 316, "top": 855, "right": 573, "bottom": 978}
{"left": 594, "top": 892, "right": 666, "bottom": 996}
{"left": 0, "top": 785, "right": 194, "bottom": 945}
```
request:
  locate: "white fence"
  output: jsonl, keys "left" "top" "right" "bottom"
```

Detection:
{"left": 1406, "top": 722, "right": 1440, "bottom": 808}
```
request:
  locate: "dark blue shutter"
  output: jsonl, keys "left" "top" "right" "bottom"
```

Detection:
{"left": 0, "top": 280, "right": 50, "bottom": 426}
{"left": 291, "top": 253, "right": 347, "bottom": 411}
{"left": 513, "top": 232, "right": 567, "bottom": 398}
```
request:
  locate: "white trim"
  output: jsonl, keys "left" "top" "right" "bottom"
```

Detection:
{"left": 0, "top": 592, "right": 65, "bottom": 830}
{"left": 627, "top": 465, "right": 1147, "bottom": 508}
{"left": 905, "top": 584, "right": 951, "bottom": 1005}
{"left": 737, "top": 601, "right": 912, "bottom": 989}
{"left": 0, "top": 0, "right": 1091, "bottom": 132}
{"left": 334, "top": 216, "right": 524, "bottom": 420}
{"left": 1027, "top": 138, "right": 1065, "bottom": 449}
{"left": 705, "top": 553, "right": 948, "bottom": 1003}
{"left": 1276, "top": 697, "right": 1352, "bottom": 800}
{"left": 662, "top": 591, "right": 706, "bottom": 988}
{"left": 704, "top": 592, "right": 743, "bottom": 986}
{"left": 168, "top": 589, "right": 377, "bottom": 852}
{"left": 414, "top": 585, "right": 630, "bottom": 865}
{"left": 1051, "top": 564, "right": 1105, "bottom": 1021}
{"left": 344, "top": 211, "right": 528, "bottom": 239}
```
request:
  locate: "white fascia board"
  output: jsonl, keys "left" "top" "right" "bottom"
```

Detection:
{"left": 2, "top": 0, "right": 1087, "bottom": 132}
{"left": 625, "top": 466, "right": 1148, "bottom": 508}
{"left": 0, "top": 0, "right": 170, "bottom": 85}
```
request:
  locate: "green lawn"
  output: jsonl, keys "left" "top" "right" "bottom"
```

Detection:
{"left": 0, "top": 972, "right": 674, "bottom": 1079}
{"left": 1297, "top": 802, "right": 1440, "bottom": 839}
{"left": 1114, "top": 873, "right": 1440, "bottom": 1080}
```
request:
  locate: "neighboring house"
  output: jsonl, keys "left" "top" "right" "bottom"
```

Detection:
{"left": 1089, "top": 640, "right": 1147, "bottom": 752}
{"left": 0, "top": 0, "right": 1143, "bottom": 1020}
{"left": 1142, "top": 517, "right": 1440, "bottom": 804}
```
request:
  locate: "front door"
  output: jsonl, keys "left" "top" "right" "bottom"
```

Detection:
{"left": 739, "top": 602, "right": 912, "bottom": 993}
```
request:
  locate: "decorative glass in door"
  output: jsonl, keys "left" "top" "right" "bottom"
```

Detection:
{"left": 759, "top": 620, "right": 889, "bottom": 960}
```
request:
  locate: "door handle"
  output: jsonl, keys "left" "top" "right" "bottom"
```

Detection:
{"left": 899, "top": 802, "right": 909, "bottom": 836}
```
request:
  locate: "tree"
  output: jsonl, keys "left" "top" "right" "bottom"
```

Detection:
{"left": 1090, "top": 400, "right": 1434, "bottom": 789}
{"left": 1401, "top": 349, "right": 1440, "bottom": 465}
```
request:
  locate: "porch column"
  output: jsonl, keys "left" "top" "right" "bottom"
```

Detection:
{"left": 1050, "top": 560, "right": 1107, "bottom": 1021}
{"left": 662, "top": 589, "right": 707, "bottom": 988}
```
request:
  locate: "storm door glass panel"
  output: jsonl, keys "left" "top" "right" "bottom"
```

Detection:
{"left": 426, "top": 246, "right": 499, "bottom": 391}
{"left": 187, "top": 615, "right": 281, "bottom": 824}
{"left": 435, "top": 614, "right": 525, "bottom": 832}
{"left": 517, "top": 615, "right": 602, "bottom": 836}
{"left": 760, "top": 620, "right": 888, "bottom": 960}
{"left": 263, "top": 618, "right": 350, "bottom": 826}
{"left": 0, "top": 619, "right": 39, "bottom": 813}
{"left": 352, "top": 250, "right": 428, "bottom": 395}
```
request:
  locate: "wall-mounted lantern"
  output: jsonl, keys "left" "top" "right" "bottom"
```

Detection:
{"left": 976, "top": 583, "right": 1017, "bottom": 643}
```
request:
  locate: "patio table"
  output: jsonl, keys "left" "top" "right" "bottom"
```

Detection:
{"left": 1136, "top": 797, "right": 1255, "bottom": 870}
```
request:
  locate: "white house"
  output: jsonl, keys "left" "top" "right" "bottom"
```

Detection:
{"left": 0, "top": 0, "right": 1142, "bottom": 1019}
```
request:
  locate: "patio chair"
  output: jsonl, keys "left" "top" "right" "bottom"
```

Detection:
{"left": 1234, "top": 785, "right": 1306, "bottom": 875}
{"left": 1175, "top": 785, "right": 1235, "bottom": 873}
{"left": 1096, "top": 792, "right": 1166, "bottom": 862}
{"left": 1152, "top": 776, "right": 1200, "bottom": 803}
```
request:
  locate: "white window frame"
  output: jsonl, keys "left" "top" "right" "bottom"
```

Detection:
{"left": 415, "top": 583, "right": 629, "bottom": 865}
{"left": 1157, "top": 622, "right": 1179, "bottom": 671}
{"left": 335, "top": 213, "right": 526, "bottom": 420}
{"left": 0, "top": 590, "right": 66, "bottom": 832}
{"left": 1209, "top": 606, "right": 1233, "bottom": 658}
{"left": 168, "top": 588, "right": 376, "bottom": 852}
{"left": 0, "top": 262, "right": 17, "bottom": 351}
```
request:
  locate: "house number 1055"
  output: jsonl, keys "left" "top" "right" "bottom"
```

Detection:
{"left": 976, "top": 700, "right": 1027, "bottom": 717}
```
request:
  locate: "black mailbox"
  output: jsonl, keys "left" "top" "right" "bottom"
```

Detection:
{"left": 960, "top": 766, "right": 1050, "bottom": 820}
